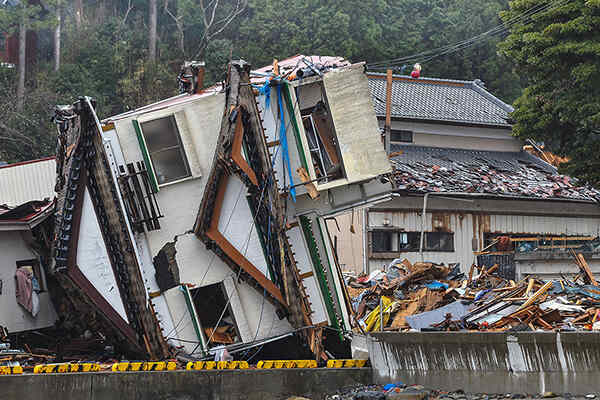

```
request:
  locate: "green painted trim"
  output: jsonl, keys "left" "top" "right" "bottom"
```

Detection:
{"left": 132, "top": 119, "right": 159, "bottom": 192}
{"left": 315, "top": 218, "right": 345, "bottom": 339}
{"left": 282, "top": 83, "right": 309, "bottom": 171}
{"left": 246, "top": 196, "right": 275, "bottom": 281}
{"left": 299, "top": 216, "right": 340, "bottom": 333}
{"left": 181, "top": 285, "right": 204, "bottom": 351}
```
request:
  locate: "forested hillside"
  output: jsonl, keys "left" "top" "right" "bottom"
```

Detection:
{"left": 1, "top": 0, "right": 520, "bottom": 163}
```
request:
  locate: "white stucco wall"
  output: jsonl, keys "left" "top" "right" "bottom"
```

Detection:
{"left": 384, "top": 120, "right": 522, "bottom": 152}
{"left": 0, "top": 231, "right": 57, "bottom": 333}
{"left": 77, "top": 188, "right": 129, "bottom": 322}
{"left": 111, "top": 93, "right": 294, "bottom": 349}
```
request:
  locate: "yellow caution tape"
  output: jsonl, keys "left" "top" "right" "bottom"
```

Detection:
{"left": 111, "top": 361, "right": 177, "bottom": 372}
{"left": 186, "top": 361, "right": 248, "bottom": 370}
{"left": 204, "top": 361, "right": 216, "bottom": 370}
{"left": 0, "top": 366, "right": 23, "bottom": 375}
{"left": 326, "top": 359, "right": 368, "bottom": 368}
{"left": 34, "top": 363, "right": 101, "bottom": 374}
{"left": 256, "top": 360, "right": 317, "bottom": 369}
{"left": 78, "top": 363, "right": 101, "bottom": 372}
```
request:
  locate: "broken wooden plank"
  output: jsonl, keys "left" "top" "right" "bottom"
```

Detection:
{"left": 577, "top": 253, "right": 597, "bottom": 285}
{"left": 519, "top": 281, "right": 553, "bottom": 310}
{"left": 297, "top": 167, "right": 319, "bottom": 199}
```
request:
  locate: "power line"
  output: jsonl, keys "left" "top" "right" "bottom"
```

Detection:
{"left": 367, "top": 0, "right": 571, "bottom": 69}
{"left": 368, "top": 0, "right": 558, "bottom": 67}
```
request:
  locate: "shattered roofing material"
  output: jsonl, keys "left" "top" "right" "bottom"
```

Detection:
{"left": 251, "top": 54, "right": 350, "bottom": 83}
{"left": 368, "top": 74, "right": 513, "bottom": 127}
{"left": 391, "top": 144, "right": 600, "bottom": 202}
{"left": 0, "top": 200, "right": 53, "bottom": 223}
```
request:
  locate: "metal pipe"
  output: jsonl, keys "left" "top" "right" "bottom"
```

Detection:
{"left": 362, "top": 208, "right": 368, "bottom": 275}
{"left": 419, "top": 192, "right": 429, "bottom": 262}
{"left": 379, "top": 297, "right": 383, "bottom": 332}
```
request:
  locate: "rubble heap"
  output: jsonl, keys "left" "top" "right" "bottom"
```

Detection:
{"left": 348, "top": 253, "right": 600, "bottom": 332}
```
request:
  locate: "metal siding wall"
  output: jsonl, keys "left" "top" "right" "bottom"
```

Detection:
{"left": 0, "top": 159, "right": 56, "bottom": 207}
{"left": 368, "top": 211, "right": 477, "bottom": 272}
{"left": 368, "top": 209, "right": 600, "bottom": 274}
{"left": 489, "top": 214, "right": 600, "bottom": 236}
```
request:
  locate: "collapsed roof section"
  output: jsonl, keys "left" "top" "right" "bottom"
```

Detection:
{"left": 51, "top": 99, "right": 168, "bottom": 359}
{"left": 0, "top": 199, "right": 53, "bottom": 229}
{"left": 46, "top": 57, "right": 394, "bottom": 360}
{"left": 390, "top": 144, "right": 600, "bottom": 202}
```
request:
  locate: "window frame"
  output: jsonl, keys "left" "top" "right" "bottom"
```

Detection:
{"left": 133, "top": 115, "right": 192, "bottom": 191}
{"left": 369, "top": 229, "right": 455, "bottom": 258}
{"left": 293, "top": 79, "right": 348, "bottom": 188}
{"left": 189, "top": 282, "right": 243, "bottom": 349}
{"left": 389, "top": 129, "right": 413, "bottom": 143}
{"left": 15, "top": 258, "right": 46, "bottom": 292}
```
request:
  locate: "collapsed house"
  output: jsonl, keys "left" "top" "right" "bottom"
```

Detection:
{"left": 48, "top": 56, "right": 393, "bottom": 359}
{"left": 0, "top": 158, "right": 57, "bottom": 335}
{"left": 343, "top": 73, "right": 600, "bottom": 281}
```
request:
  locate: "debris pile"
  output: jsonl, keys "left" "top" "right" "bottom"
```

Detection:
{"left": 347, "top": 253, "right": 600, "bottom": 332}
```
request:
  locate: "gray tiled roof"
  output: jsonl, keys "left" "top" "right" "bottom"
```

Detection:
{"left": 368, "top": 74, "right": 514, "bottom": 127}
{"left": 390, "top": 144, "right": 600, "bottom": 202}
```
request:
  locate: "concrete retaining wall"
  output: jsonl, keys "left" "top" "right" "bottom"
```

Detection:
{"left": 0, "top": 368, "right": 372, "bottom": 400}
{"left": 367, "top": 332, "right": 600, "bottom": 394}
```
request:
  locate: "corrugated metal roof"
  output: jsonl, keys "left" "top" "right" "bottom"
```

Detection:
{"left": 368, "top": 74, "right": 513, "bottom": 127}
{"left": 0, "top": 157, "right": 56, "bottom": 207}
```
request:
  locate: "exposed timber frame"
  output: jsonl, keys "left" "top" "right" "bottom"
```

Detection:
{"left": 194, "top": 61, "right": 321, "bottom": 357}
{"left": 52, "top": 99, "right": 168, "bottom": 359}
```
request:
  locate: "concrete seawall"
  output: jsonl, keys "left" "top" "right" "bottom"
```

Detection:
{"left": 0, "top": 368, "right": 372, "bottom": 400}
{"left": 367, "top": 332, "right": 600, "bottom": 394}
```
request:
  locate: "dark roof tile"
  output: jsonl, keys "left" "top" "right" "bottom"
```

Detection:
{"left": 390, "top": 144, "right": 600, "bottom": 202}
{"left": 368, "top": 74, "right": 513, "bottom": 127}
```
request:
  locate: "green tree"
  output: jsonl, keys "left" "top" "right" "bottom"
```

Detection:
{"left": 499, "top": 0, "right": 600, "bottom": 185}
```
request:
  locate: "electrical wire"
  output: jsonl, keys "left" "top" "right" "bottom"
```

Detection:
{"left": 163, "top": 180, "right": 247, "bottom": 339}
{"left": 169, "top": 71, "right": 303, "bottom": 355}
{"left": 367, "top": 0, "right": 571, "bottom": 69}
{"left": 368, "top": 0, "right": 561, "bottom": 67}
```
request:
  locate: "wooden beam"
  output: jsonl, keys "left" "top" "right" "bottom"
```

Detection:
{"left": 577, "top": 253, "right": 597, "bottom": 285}
{"left": 297, "top": 167, "right": 319, "bottom": 199}
{"left": 384, "top": 69, "right": 393, "bottom": 149}
{"left": 519, "top": 281, "right": 553, "bottom": 310}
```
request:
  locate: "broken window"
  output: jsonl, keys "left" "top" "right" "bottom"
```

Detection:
{"left": 484, "top": 233, "right": 600, "bottom": 254}
{"left": 189, "top": 283, "right": 241, "bottom": 347}
{"left": 390, "top": 130, "right": 413, "bottom": 143}
{"left": 372, "top": 230, "right": 394, "bottom": 252}
{"left": 398, "top": 232, "right": 421, "bottom": 251}
{"left": 371, "top": 231, "right": 454, "bottom": 254}
{"left": 298, "top": 82, "right": 344, "bottom": 183}
{"left": 140, "top": 116, "right": 191, "bottom": 185}
{"left": 16, "top": 259, "right": 45, "bottom": 291}
{"left": 426, "top": 232, "right": 454, "bottom": 252}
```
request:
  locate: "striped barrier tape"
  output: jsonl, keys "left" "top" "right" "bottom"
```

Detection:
{"left": 33, "top": 363, "right": 101, "bottom": 374}
{"left": 17, "top": 359, "right": 367, "bottom": 375}
{"left": 186, "top": 361, "right": 249, "bottom": 370}
{"left": 111, "top": 361, "right": 177, "bottom": 372}
{"left": 326, "top": 359, "right": 368, "bottom": 368}
{"left": 256, "top": 360, "right": 317, "bottom": 369}
{"left": 0, "top": 366, "right": 23, "bottom": 375}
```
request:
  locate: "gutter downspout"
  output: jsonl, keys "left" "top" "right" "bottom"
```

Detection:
{"left": 362, "top": 208, "right": 368, "bottom": 275}
{"left": 419, "top": 192, "right": 430, "bottom": 263}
